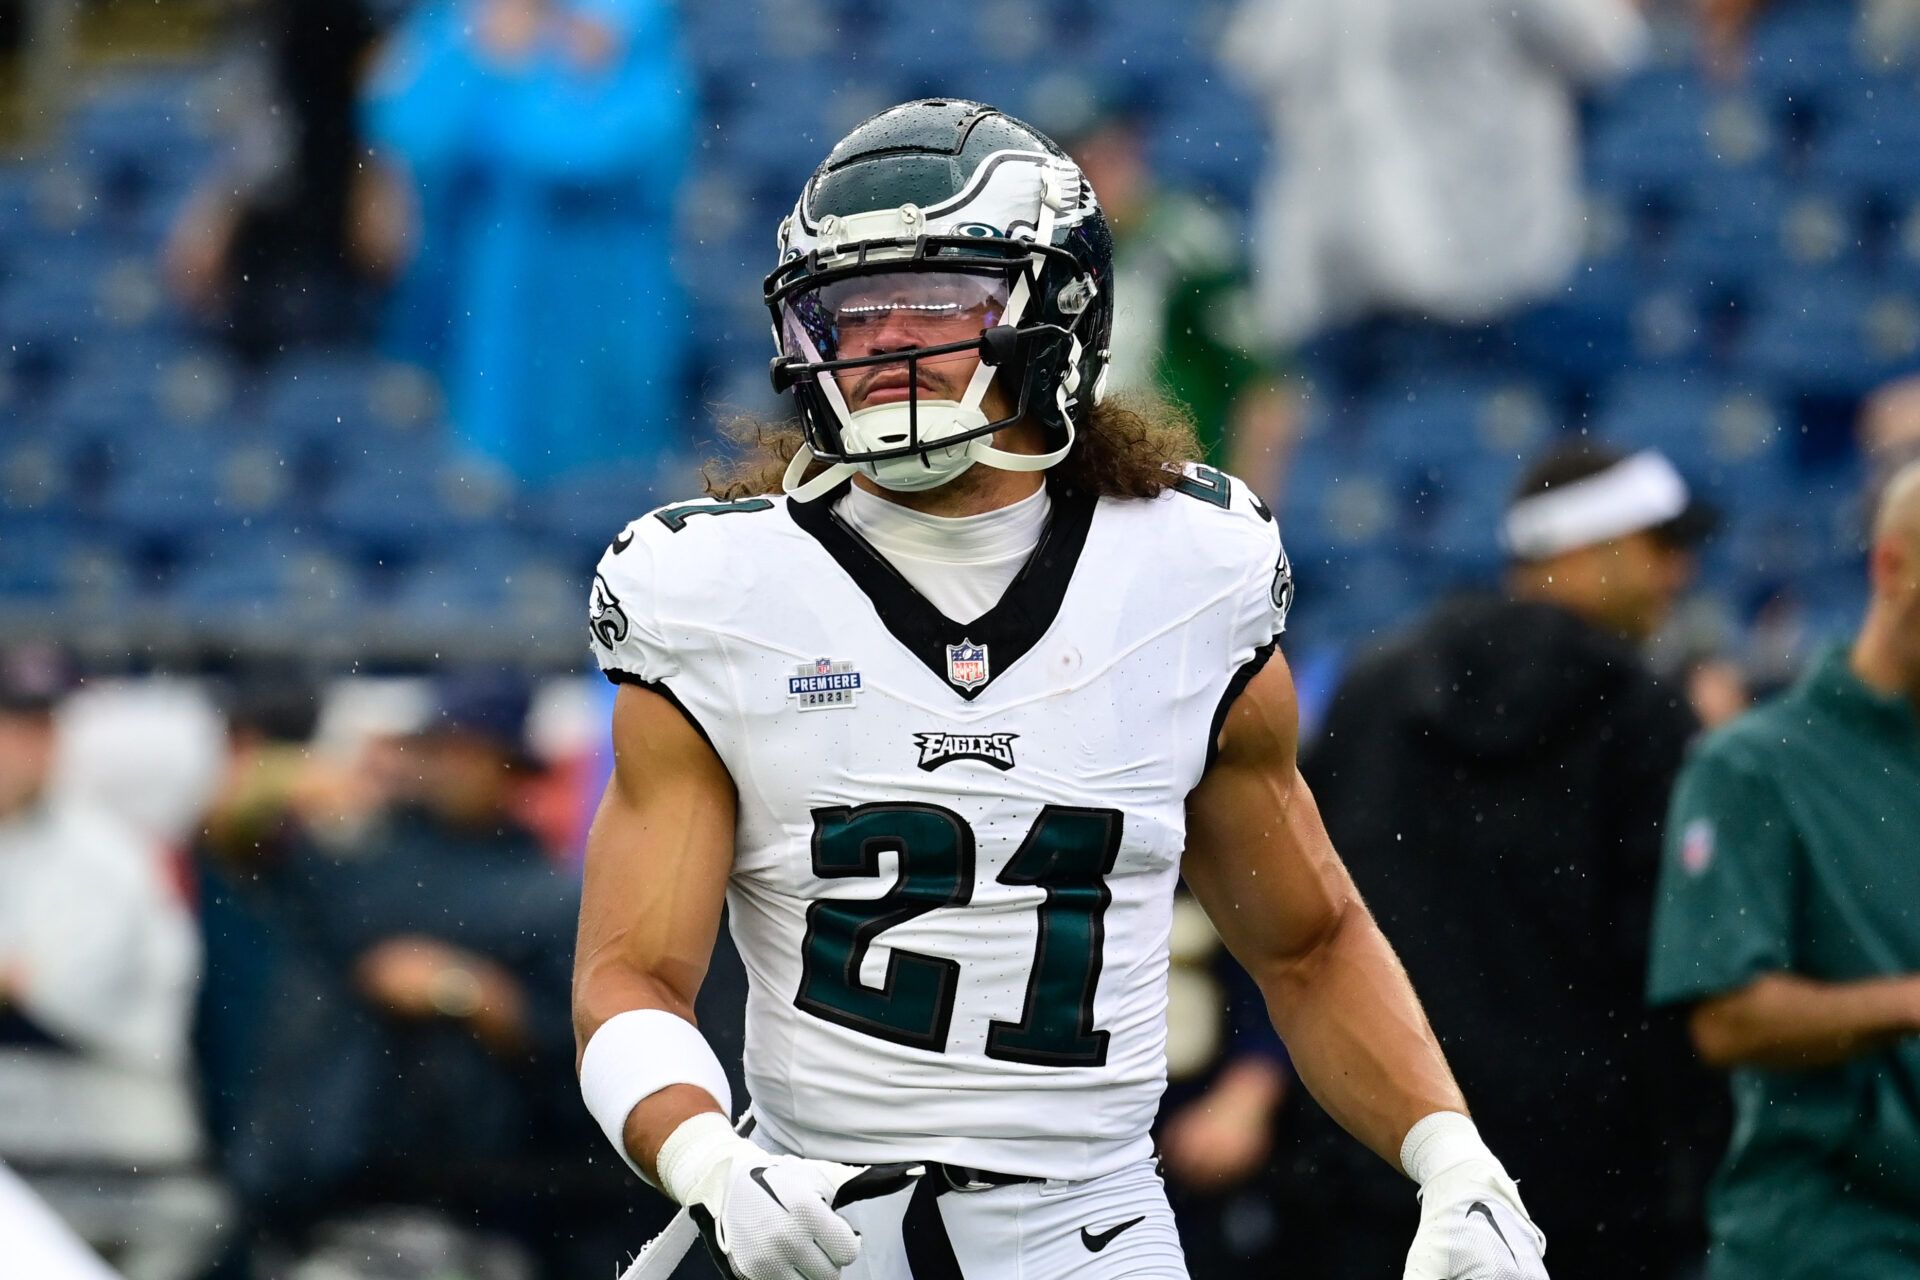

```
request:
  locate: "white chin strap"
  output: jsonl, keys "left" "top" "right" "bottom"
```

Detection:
{"left": 782, "top": 414, "right": 1077, "bottom": 503}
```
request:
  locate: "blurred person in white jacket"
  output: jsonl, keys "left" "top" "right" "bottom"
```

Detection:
{"left": 0, "top": 1159, "right": 124, "bottom": 1280}
{"left": 1223, "top": 0, "right": 1646, "bottom": 346}
{"left": 0, "top": 647, "right": 226, "bottom": 1280}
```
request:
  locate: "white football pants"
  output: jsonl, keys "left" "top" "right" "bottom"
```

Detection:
{"left": 756, "top": 1131, "right": 1188, "bottom": 1279}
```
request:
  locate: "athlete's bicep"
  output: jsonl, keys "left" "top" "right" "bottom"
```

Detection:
{"left": 572, "top": 683, "right": 737, "bottom": 1058}
{"left": 1183, "top": 653, "right": 1356, "bottom": 978}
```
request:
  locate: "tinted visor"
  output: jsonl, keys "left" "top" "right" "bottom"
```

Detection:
{"left": 779, "top": 269, "right": 1013, "bottom": 367}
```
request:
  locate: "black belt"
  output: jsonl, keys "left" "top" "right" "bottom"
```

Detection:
{"left": 903, "top": 1163, "right": 1044, "bottom": 1278}
{"left": 926, "top": 1161, "right": 1045, "bottom": 1192}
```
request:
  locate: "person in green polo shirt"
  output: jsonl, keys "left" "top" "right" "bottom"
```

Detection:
{"left": 1648, "top": 459, "right": 1920, "bottom": 1278}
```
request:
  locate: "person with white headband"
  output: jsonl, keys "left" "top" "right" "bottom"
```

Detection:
{"left": 1500, "top": 447, "right": 1715, "bottom": 640}
{"left": 574, "top": 98, "right": 1548, "bottom": 1280}
{"left": 1293, "top": 442, "right": 1721, "bottom": 1279}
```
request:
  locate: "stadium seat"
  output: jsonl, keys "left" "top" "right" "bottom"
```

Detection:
{"left": 386, "top": 538, "right": 582, "bottom": 656}
{"left": 1807, "top": 84, "right": 1920, "bottom": 197}
{"left": 1148, "top": 83, "right": 1268, "bottom": 209}
{"left": 1591, "top": 372, "right": 1790, "bottom": 482}
{"left": 0, "top": 517, "right": 81, "bottom": 601}
{"left": 168, "top": 536, "right": 361, "bottom": 640}
{"left": 1361, "top": 378, "right": 1554, "bottom": 470}
{"left": 1738, "top": 271, "right": 1920, "bottom": 395}
{"left": 1589, "top": 74, "right": 1773, "bottom": 197}
{"left": 1746, "top": 1, "right": 1871, "bottom": 101}
{"left": 101, "top": 442, "right": 295, "bottom": 548}
{"left": 1509, "top": 264, "right": 1642, "bottom": 388}
{"left": 321, "top": 453, "right": 516, "bottom": 562}
{"left": 1654, "top": 173, "right": 1792, "bottom": 289}
{"left": 523, "top": 459, "right": 706, "bottom": 563}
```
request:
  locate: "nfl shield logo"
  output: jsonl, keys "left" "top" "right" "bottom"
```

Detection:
{"left": 945, "top": 639, "right": 990, "bottom": 690}
{"left": 815, "top": 657, "right": 833, "bottom": 675}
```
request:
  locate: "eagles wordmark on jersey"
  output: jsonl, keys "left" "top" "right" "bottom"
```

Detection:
{"left": 589, "top": 462, "right": 1289, "bottom": 1181}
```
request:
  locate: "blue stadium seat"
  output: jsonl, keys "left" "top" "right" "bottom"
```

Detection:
{"left": 259, "top": 355, "right": 448, "bottom": 479}
{"left": 168, "top": 538, "right": 360, "bottom": 631}
{"left": 387, "top": 538, "right": 581, "bottom": 645}
{"left": 1421, "top": 463, "right": 1522, "bottom": 579}
{"left": 1589, "top": 74, "right": 1773, "bottom": 195}
{"left": 62, "top": 74, "right": 219, "bottom": 189}
{"left": 1746, "top": 1, "right": 1870, "bottom": 100}
{"left": 1738, "top": 272, "right": 1920, "bottom": 394}
{"left": 321, "top": 453, "right": 516, "bottom": 561}
{"left": 1591, "top": 372, "right": 1790, "bottom": 483}
{"left": 1281, "top": 547, "right": 1426, "bottom": 649}
{"left": 0, "top": 516, "right": 80, "bottom": 600}
{"left": 524, "top": 460, "right": 693, "bottom": 561}
{"left": 0, "top": 436, "right": 73, "bottom": 517}
{"left": 1654, "top": 173, "right": 1791, "bottom": 288}
{"left": 1081, "top": 2, "right": 1210, "bottom": 78}
{"left": 1361, "top": 378, "right": 1553, "bottom": 471}
{"left": 1148, "top": 83, "right": 1268, "bottom": 209}
{"left": 47, "top": 344, "right": 237, "bottom": 455}
{"left": 1807, "top": 85, "right": 1920, "bottom": 196}
{"left": 1280, "top": 443, "right": 1399, "bottom": 556}
{"left": 1510, "top": 261, "right": 1642, "bottom": 387}
{"left": 101, "top": 442, "right": 295, "bottom": 546}
{"left": 0, "top": 168, "right": 40, "bottom": 243}
{"left": 0, "top": 514, "right": 129, "bottom": 608}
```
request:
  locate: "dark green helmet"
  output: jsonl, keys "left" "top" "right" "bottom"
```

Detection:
{"left": 764, "top": 99, "right": 1115, "bottom": 498}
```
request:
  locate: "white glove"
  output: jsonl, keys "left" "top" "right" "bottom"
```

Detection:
{"left": 1401, "top": 1113, "right": 1547, "bottom": 1280}
{"left": 656, "top": 1113, "right": 922, "bottom": 1280}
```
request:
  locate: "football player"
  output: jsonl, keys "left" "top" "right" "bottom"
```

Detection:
{"left": 573, "top": 99, "right": 1548, "bottom": 1280}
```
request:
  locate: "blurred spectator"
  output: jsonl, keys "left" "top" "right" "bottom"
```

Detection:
{"left": 53, "top": 679, "right": 229, "bottom": 851}
{"left": 1153, "top": 893, "right": 1291, "bottom": 1271}
{"left": 1861, "top": 373, "right": 1920, "bottom": 506}
{"left": 1648, "top": 459, "right": 1920, "bottom": 1277}
{"left": 1700, "top": 0, "right": 1768, "bottom": 71}
{"left": 0, "top": 647, "right": 225, "bottom": 1280}
{"left": 1059, "top": 102, "right": 1299, "bottom": 493}
{"left": 1, "top": 1159, "right": 125, "bottom": 1280}
{"left": 223, "top": 670, "right": 620, "bottom": 1277}
{"left": 1222, "top": 0, "right": 1645, "bottom": 346}
{"left": 303, "top": 676, "right": 437, "bottom": 849}
{"left": 361, "top": 0, "right": 695, "bottom": 483}
{"left": 1286, "top": 446, "right": 1722, "bottom": 1278}
{"left": 164, "top": 0, "right": 391, "bottom": 361}
{"left": 191, "top": 677, "right": 327, "bottom": 1181}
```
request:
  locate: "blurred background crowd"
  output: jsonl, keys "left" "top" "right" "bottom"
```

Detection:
{"left": 2, "top": 0, "right": 1919, "bottom": 1276}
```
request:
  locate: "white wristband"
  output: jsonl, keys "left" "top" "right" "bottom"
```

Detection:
{"left": 579, "top": 1009, "right": 734, "bottom": 1177}
{"left": 655, "top": 1111, "right": 748, "bottom": 1208}
{"left": 1400, "top": 1110, "right": 1493, "bottom": 1185}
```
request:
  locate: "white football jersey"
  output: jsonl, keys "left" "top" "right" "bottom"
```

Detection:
{"left": 588, "top": 465, "right": 1292, "bottom": 1181}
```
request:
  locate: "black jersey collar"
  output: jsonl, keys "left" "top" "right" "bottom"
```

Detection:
{"left": 786, "top": 479, "right": 1098, "bottom": 702}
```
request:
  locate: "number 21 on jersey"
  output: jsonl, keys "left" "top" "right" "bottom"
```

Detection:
{"left": 794, "top": 804, "right": 1122, "bottom": 1067}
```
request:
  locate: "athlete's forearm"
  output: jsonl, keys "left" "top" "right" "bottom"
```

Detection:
{"left": 1251, "top": 900, "right": 1467, "bottom": 1172}
{"left": 626, "top": 1083, "right": 728, "bottom": 1183}
{"left": 572, "top": 955, "right": 698, "bottom": 1057}
{"left": 575, "top": 953, "right": 726, "bottom": 1177}
{"left": 1690, "top": 971, "right": 1920, "bottom": 1069}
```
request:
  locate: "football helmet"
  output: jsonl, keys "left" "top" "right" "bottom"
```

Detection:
{"left": 765, "top": 99, "right": 1115, "bottom": 500}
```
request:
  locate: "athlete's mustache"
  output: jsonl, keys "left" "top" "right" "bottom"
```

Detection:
{"left": 850, "top": 365, "right": 956, "bottom": 401}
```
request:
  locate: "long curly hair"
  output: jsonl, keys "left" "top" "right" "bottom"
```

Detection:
{"left": 701, "top": 392, "right": 1204, "bottom": 501}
